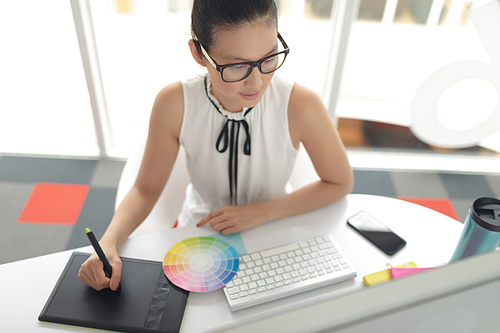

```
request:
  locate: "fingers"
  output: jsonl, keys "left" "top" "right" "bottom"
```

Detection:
{"left": 197, "top": 209, "right": 223, "bottom": 227}
{"left": 78, "top": 254, "right": 109, "bottom": 291}
{"left": 197, "top": 206, "right": 247, "bottom": 234}
{"left": 220, "top": 225, "right": 239, "bottom": 235}
{"left": 109, "top": 259, "right": 122, "bottom": 291}
{"left": 78, "top": 253, "right": 122, "bottom": 291}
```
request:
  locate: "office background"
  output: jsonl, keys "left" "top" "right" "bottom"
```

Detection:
{"left": 1, "top": 0, "right": 499, "bottom": 264}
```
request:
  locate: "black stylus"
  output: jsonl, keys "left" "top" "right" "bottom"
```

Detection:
{"left": 85, "top": 228, "right": 113, "bottom": 278}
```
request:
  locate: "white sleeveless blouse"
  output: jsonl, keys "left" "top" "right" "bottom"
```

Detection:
{"left": 177, "top": 75, "right": 298, "bottom": 227}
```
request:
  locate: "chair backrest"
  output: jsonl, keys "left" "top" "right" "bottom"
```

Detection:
{"left": 115, "top": 141, "right": 190, "bottom": 237}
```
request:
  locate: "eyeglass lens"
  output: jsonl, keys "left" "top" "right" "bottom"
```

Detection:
{"left": 222, "top": 52, "right": 286, "bottom": 82}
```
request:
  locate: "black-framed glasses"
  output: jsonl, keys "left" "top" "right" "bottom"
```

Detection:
{"left": 198, "top": 33, "right": 290, "bottom": 83}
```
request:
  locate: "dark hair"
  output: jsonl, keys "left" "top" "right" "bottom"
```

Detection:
{"left": 191, "top": 0, "right": 278, "bottom": 53}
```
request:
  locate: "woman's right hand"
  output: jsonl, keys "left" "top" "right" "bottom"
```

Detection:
{"left": 78, "top": 245, "right": 122, "bottom": 291}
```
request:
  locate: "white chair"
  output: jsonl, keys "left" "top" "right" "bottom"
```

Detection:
{"left": 116, "top": 140, "right": 319, "bottom": 238}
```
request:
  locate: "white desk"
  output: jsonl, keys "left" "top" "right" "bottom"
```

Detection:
{"left": 0, "top": 194, "right": 464, "bottom": 332}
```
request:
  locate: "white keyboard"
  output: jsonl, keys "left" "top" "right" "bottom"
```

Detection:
{"left": 223, "top": 235, "right": 356, "bottom": 311}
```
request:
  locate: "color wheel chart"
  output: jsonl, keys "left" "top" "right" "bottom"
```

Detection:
{"left": 163, "top": 237, "right": 239, "bottom": 292}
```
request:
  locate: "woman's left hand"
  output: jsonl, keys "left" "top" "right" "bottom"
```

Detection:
{"left": 197, "top": 204, "right": 267, "bottom": 235}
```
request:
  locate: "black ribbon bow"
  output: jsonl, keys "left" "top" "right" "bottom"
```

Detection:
{"left": 204, "top": 76, "right": 253, "bottom": 205}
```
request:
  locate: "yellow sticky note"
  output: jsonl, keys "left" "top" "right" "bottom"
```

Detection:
{"left": 363, "top": 262, "right": 418, "bottom": 286}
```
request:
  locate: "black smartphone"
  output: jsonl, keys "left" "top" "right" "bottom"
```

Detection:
{"left": 347, "top": 211, "right": 406, "bottom": 255}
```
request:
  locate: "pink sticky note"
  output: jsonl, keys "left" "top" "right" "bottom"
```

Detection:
{"left": 390, "top": 267, "right": 434, "bottom": 279}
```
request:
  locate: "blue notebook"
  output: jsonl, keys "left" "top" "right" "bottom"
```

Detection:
{"left": 39, "top": 252, "right": 188, "bottom": 333}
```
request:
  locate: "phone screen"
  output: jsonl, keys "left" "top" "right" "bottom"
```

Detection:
{"left": 347, "top": 211, "right": 406, "bottom": 255}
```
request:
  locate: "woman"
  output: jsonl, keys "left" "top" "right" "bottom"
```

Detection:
{"left": 79, "top": 0, "right": 353, "bottom": 292}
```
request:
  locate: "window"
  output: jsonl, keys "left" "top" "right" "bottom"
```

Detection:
{"left": 0, "top": 1, "right": 97, "bottom": 156}
{"left": 336, "top": 0, "right": 500, "bottom": 171}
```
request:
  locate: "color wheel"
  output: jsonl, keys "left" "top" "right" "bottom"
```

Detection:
{"left": 163, "top": 237, "right": 239, "bottom": 292}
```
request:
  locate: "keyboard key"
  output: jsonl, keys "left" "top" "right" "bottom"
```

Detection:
{"left": 308, "top": 239, "right": 317, "bottom": 246}
{"left": 227, "top": 287, "right": 240, "bottom": 294}
{"left": 261, "top": 243, "right": 300, "bottom": 258}
{"left": 251, "top": 253, "right": 262, "bottom": 260}
{"left": 241, "top": 255, "right": 251, "bottom": 262}
{"left": 319, "top": 242, "right": 334, "bottom": 250}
